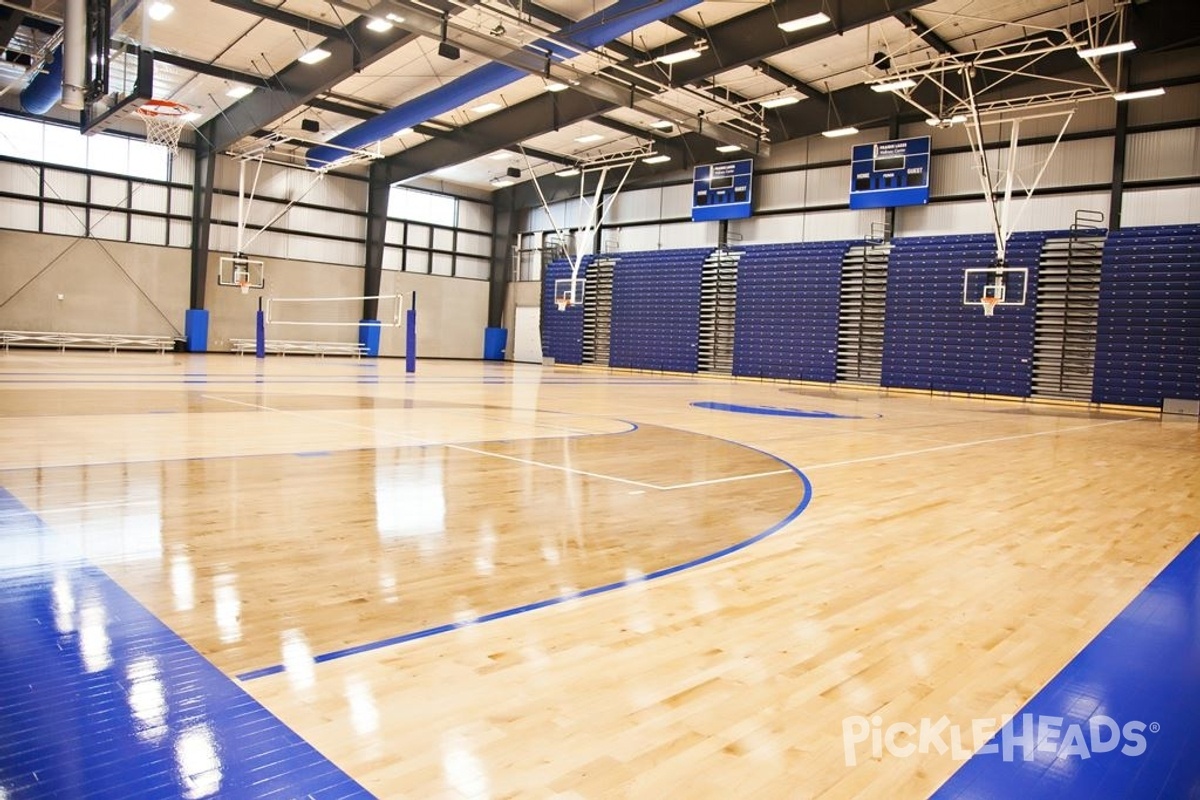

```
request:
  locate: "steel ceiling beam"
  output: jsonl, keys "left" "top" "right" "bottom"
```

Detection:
{"left": 210, "top": 0, "right": 348, "bottom": 41}
{"left": 895, "top": 10, "right": 954, "bottom": 56}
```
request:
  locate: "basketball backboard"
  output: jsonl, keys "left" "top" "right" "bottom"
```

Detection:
{"left": 81, "top": 0, "right": 154, "bottom": 135}
{"left": 218, "top": 255, "right": 266, "bottom": 292}
{"left": 963, "top": 266, "right": 1028, "bottom": 314}
{"left": 553, "top": 278, "right": 586, "bottom": 311}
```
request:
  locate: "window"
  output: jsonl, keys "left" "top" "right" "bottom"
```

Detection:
{"left": 388, "top": 186, "right": 457, "bottom": 226}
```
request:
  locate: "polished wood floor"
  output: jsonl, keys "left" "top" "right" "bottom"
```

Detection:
{"left": 1, "top": 351, "right": 1197, "bottom": 798}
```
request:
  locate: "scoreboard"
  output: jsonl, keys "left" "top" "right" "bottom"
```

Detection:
{"left": 692, "top": 159, "right": 753, "bottom": 222}
{"left": 848, "top": 136, "right": 931, "bottom": 210}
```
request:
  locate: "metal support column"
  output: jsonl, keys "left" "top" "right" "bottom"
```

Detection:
{"left": 362, "top": 159, "right": 389, "bottom": 321}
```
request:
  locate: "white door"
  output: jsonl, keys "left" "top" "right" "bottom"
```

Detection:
{"left": 512, "top": 306, "right": 543, "bottom": 363}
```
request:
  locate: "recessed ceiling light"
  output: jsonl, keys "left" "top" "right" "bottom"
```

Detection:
{"left": 1077, "top": 41, "right": 1135, "bottom": 58}
{"left": 760, "top": 95, "right": 800, "bottom": 109}
{"left": 1114, "top": 87, "right": 1165, "bottom": 101}
{"left": 871, "top": 78, "right": 916, "bottom": 93}
{"left": 575, "top": 133, "right": 604, "bottom": 143}
{"left": 298, "top": 47, "right": 331, "bottom": 65}
{"left": 642, "top": 154, "right": 670, "bottom": 164}
{"left": 545, "top": 81, "right": 569, "bottom": 92}
{"left": 226, "top": 86, "right": 254, "bottom": 99}
{"left": 777, "top": 12, "right": 830, "bottom": 32}
{"left": 147, "top": 1, "right": 174, "bottom": 21}
{"left": 656, "top": 48, "right": 702, "bottom": 65}
{"left": 715, "top": 144, "right": 741, "bottom": 153}
{"left": 385, "top": 13, "right": 405, "bottom": 23}
{"left": 393, "top": 127, "right": 413, "bottom": 137}
{"left": 472, "top": 102, "right": 502, "bottom": 113}
{"left": 366, "top": 17, "right": 393, "bottom": 32}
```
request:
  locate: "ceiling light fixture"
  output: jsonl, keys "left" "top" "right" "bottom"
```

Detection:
{"left": 822, "top": 126, "right": 859, "bottom": 138}
{"left": 778, "top": 11, "right": 830, "bottom": 32}
{"left": 472, "top": 102, "right": 502, "bottom": 113}
{"left": 490, "top": 177, "right": 514, "bottom": 188}
{"left": 925, "top": 114, "right": 967, "bottom": 126}
{"left": 226, "top": 86, "right": 254, "bottom": 99}
{"left": 642, "top": 154, "right": 671, "bottom": 164}
{"left": 656, "top": 48, "right": 702, "bottom": 65}
{"left": 385, "top": 13, "right": 404, "bottom": 23}
{"left": 556, "top": 167, "right": 581, "bottom": 177}
{"left": 575, "top": 133, "right": 604, "bottom": 143}
{"left": 298, "top": 47, "right": 331, "bottom": 65}
{"left": 871, "top": 77, "right": 916, "bottom": 92}
{"left": 545, "top": 81, "right": 569, "bottom": 92}
{"left": 760, "top": 95, "right": 800, "bottom": 109}
{"left": 649, "top": 120, "right": 674, "bottom": 130}
{"left": 715, "top": 144, "right": 741, "bottom": 153}
{"left": 147, "top": 1, "right": 174, "bottom": 21}
{"left": 366, "top": 17, "right": 393, "bottom": 32}
{"left": 393, "top": 127, "right": 413, "bottom": 137}
{"left": 1114, "top": 87, "right": 1165, "bottom": 101}
{"left": 1077, "top": 41, "right": 1136, "bottom": 58}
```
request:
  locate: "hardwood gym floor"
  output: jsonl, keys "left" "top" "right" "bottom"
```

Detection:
{"left": 1, "top": 352, "right": 1196, "bottom": 798}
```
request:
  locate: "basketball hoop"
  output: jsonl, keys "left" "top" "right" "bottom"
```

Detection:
{"left": 136, "top": 99, "right": 191, "bottom": 156}
{"left": 238, "top": 278, "right": 250, "bottom": 295}
{"left": 981, "top": 294, "right": 1000, "bottom": 317}
{"left": 234, "top": 268, "right": 251, "bottom": 295}
{"left": 555, "top": 298, "right": 569, "bottom": 312}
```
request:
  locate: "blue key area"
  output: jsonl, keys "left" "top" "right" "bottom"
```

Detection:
{"left": 932, "top": 534, "right": 1200, "bottom": 799}
{"left": 0, "top": 489, "right": 371, "bottom": 799}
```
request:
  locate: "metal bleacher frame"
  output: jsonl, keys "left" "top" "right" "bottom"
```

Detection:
{"left": 0, "top": 330, "right": 177, "bottom": 354}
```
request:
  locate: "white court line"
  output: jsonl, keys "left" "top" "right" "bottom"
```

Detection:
{"left": 659, "top": 469, "right": 794, "bottom": 491}
{"left": 800, "top": 417, "right": 1141, "bottom": 471}
{"left": 447, "top": 444, "right": 661, "bottom": 490}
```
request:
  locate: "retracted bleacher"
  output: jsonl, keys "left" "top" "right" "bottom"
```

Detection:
{"left": 540, "top": 255, "right": 593, "bottom": 365}
{"left": 609, "top": 248, "right": 711, "bottom": 373}
{"left": 733, "top": 241, "right": 851, "bottom": 382}
{"left": 1093, "top": 224, "right": 1200, "bottom": 408}
{"left": 882, "top": 232, "right": 1047, "bottom": 397}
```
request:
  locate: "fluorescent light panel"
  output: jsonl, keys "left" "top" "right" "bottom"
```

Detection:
{"left": 226, "top": 86, "right": 253, "bottom": 99}
{"left": 649, "top": 120, "right": 674, "bottom": 129}
{"left": 556, "top": 167, "right": 580, "bottom": 177}
{"left": 778, "top": 12, "right": 830, "bottom": 32}
{"left": 715, "top": 144, "right": 741, "bottom": 153}
{"left": 490, "top": 177, "right": 514, "bottom": 187}
{"left": 393, "top": 127, "right": 413, "bottom": 137}
{"left": 871, "top": 78, "right": 916, "bottom": 92}
{"left": 760, "top": 95, "right": 800, "bottom": 109}
{"left": 298, "top": 47, "right": 331, "bottom": 64}
{"left": 575, "top": 133, "right": 604, "bottom": 143}
{"left": 642, "top": 154, "right": 670, "bottom": 164}
{"left": 366, "top": 17, "right": 393, "bottom": 32}
{"left": 656, "top": 48, "right": 702, "bottom": 65}
{"left": 822, "top": 126, "right": 859, "bottom": 138}
{"left": 385, "top": 13, "right": 404, "bottom": 23}
{"left": 545, "top": 81, "right": 570, "bottom": 92}
{"left": 473, "top": 102, "right": 502, "bottom": 113}
{"left": 1114, "top": 87, "right": 1164, "bottom": 101}
{"left": 1077, "top": 41, "right": 1135, "bottom": 58}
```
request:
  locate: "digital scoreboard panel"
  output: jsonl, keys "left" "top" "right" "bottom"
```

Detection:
{"left": 848, "top": 136, "right": 931, "bottom": 210}
{"left": 692, "top": 159, "right": 753, "bottom": 221}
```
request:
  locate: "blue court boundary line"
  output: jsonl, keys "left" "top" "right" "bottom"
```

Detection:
{"left": 238, "top": 438, "right": 813, "bottom": 681}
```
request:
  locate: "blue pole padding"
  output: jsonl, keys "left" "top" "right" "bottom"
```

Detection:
{"left": 405, "top": 308, "right": 416, "bottom": 373}
{"left": 255, "top": 309, "right": 265, "bottom": 359}
{"left": 184, "top": 309, "right": 209, "bottom": 352}
{"left": 358, "top": 320, "right": 381, "bottom": 357}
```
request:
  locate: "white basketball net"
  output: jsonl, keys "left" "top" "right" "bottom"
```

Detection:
{"left": 137, "top": 101, "right": 190, "bottom": 156}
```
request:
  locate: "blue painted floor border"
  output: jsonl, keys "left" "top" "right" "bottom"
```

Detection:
{"left": 0, "top": 488, "right": 373, "bottom": 799}
{"left": 930, "top": 534, "right": 1200, "bottom": 799}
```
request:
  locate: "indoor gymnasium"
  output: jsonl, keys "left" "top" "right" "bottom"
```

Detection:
{"left": 0, "top": 0, "right": 1198, "bottom": 797}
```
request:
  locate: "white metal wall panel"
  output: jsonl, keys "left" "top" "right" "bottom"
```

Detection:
{"left": 407, "top": 250, "right": 430, "bottom": 273}
{"left": 408, "top": 224, "right": 430, "bottom": 248}
{"left": 130, "top": 215, "right": 167, "bottom": 244}
{"left": 169, "top": 220, "right": 191, "bottom": 248}
{"left": 43, "top": 169, "right": 87, "bottom": 203}
{"left": 660, "top": 183, "right": 693, "bottom": 218}
{"left": 386, "top": 220, "right": 405, "bottom": 245}
{"left": 91, "top": 176, "right": 127, "bottom": 207}
{"left": 431, "top": 227, "right": 454, "bottom": 251}
{"left": 659, "top": 220, "right": 712, "bottom": 248}
{"left": 431, "top": 253, "right": 453, "bottom": 276}
{"left": 0, "top": 198, "right": 38, "bottom": 230}
{"left": 382, "top": 249, "right": 404, "bottom": 271}
{"left": 608, "top": 186, "right": 663, "bottom": 224}
{"left": 171, "top": 148, "right": 195, "bottom": 180}
{"left": 456, "top": 256, "right": 489, "bottom": 279}
{"left": 170, "top": 187, "right": 191, "bottom": 212}
{"left": 1126, "top": 129, "right": 1200, "bottom": 181}
{"left": 42, "top": 206, "right": 86, "bottom": 236}
{"left": 89, "top": 212, "right": 126, "bottom": 241}
{"left": 0, "top": 161, "right": 39, "bottom": 195}
{"left": 805, "top": 165, "right": 849, "bottom": 206}
{"left": 1129, "top": 85, "right": 1200, "bottom": 127}
{"left": 757, "top": 171, "right": 804, "bottom": 211}
{"left": 930, "top": 150, "right": 985, "bottom": 198}
{"left": 898, "top": 191, "right": 1110, "bottom": 238}
{"left": 458, "top": 199, "right": 492, "bottom": 231}
{"left": 1009, "top": 138, "right": 1113, "bottom": 189}
{"left": 1121, "top": 186, "right": 1200, "bottom": 227}
{"left": 131, "top": 183, "right": 168, "bottom": 213}
{"left": 459, "top": 231, "right": 491, "bottom": 257}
